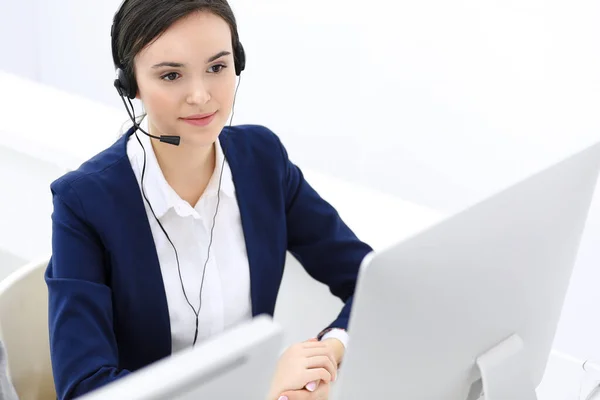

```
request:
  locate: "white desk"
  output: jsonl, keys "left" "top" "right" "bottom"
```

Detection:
{"left": 0, "top": 70, "right": 127, "bottom": 266}
{"left": 0, "top": 71, "right": 126, "bottom": 170}
{"left": 538, "top": 351, "right": 600, "bottom": 399}
{"left": 0, "top": 70, "right": 594, "bottom": 399}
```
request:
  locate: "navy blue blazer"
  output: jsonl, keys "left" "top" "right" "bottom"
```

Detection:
{"left": 46, "top": 124, "right": 372, "bottom": 399}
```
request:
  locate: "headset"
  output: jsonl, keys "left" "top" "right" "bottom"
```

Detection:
{"left": 110, "top": 0, "right": 244, "bottom": 346}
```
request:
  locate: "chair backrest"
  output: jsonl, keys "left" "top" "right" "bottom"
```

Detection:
{"left": 0, "top": 256, "right": 56, "bottom": 400}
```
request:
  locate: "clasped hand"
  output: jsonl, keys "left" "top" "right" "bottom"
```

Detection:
{"left": 268, "top": 337, "right": 344, "bottom": 400}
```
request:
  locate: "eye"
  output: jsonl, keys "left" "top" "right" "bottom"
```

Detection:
{"left": 161, "top": 72, "right": 180, "bottom": 81}
{"left": 209, "top": 64, "right": 227, "bottom": 74}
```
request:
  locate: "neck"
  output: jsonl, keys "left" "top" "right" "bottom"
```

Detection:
{"left": 150, "top": 136, "right": 216, "bottom": 206}
{"left": 153, "top": 139, "right": 215, "bottom": 175}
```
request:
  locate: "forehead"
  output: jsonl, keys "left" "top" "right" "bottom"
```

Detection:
{"left": 136, "top": 10, "right": 233, "bottom": 64}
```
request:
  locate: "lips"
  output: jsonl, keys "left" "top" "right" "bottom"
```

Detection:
{"left": 182, "top": 112, "right": 216, "bottom": 120}
{"left": 180, "top": 111, "right": 217, "bottom": 127}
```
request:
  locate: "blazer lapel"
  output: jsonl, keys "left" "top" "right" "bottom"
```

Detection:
{"left": 221, "top": 133, "right": 280, "bottom": 317}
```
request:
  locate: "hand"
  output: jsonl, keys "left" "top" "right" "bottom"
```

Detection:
{"left": 268, "top": 338, "right": 337, "bottom": 399}
{"left": 277, "top": 380, "right": 331, "bottom": 400}
{"left": 299, "top": 338, "right": 345, "bottom": 393}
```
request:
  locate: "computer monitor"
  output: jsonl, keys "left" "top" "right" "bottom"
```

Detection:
{"left": 78, "top": 315, "right": 283, "bottom": 400}
{"left": 334, "top": 141, "right": 600, "bottom": 400}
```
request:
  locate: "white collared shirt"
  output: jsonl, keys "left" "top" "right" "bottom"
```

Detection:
{"left": 126, "top": 118, "right": 348, "bottom": 353}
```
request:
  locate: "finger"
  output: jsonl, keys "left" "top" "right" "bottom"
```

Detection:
{"left": 301, "top": 341, "right": 329, "bottom": 349}
{"left": 303, "top": 350, "right": 337, "bottom": 377}
{"left": 302, "top": 346, "right": 334, "bottom": 357}
{"left": 303, "top": 349, "right": 337, "bottom": 375}
{"left": 280, "top": 383, "right": 329, "bottom": 400}
{"left": 314, "top": 382, "right": 330, "bottom": 400}
{"left": 304, "top": 367, "right": 332, "bottom": 384}
{"left": 305, "top": 355, "right": 337, "bottom": 381}
{"left": 304, "top": 337, "right": 319, "bottom": 342}
{"left": 278, "top": 389, "right": 310, "bottom": 400}
{"left": 304, "top": 380, "right": 319, "bottom": 392}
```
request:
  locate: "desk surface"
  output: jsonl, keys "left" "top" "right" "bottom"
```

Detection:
{"left": 0, "top": 70, "right": 126, "bottom": 171}
{"left": 538, "top": 351, "right": 600, "bottom": 400}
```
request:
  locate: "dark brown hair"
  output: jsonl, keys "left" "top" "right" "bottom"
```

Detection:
{"left": 112, "top": 0, "right": 241, "bottom": 84}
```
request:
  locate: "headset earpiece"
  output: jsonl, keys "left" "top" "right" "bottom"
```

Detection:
{"left": 114, "top": 67, "right": 137, "bottom": 99}
{"left": 235, "top": 42, "right": 246, "bottom": 76}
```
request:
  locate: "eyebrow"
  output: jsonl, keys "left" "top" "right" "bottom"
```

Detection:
{"left": 151, "top": 51, "right": 232, "bottom": 69}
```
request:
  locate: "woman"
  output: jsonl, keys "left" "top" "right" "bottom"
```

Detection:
{"left": 46, "top": 1, "right": 372, "bottom": 399}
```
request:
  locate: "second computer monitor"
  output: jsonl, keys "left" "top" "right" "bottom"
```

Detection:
{"left": 335, "top": 141, "right": 600, "bottom": 400}
{"left": 78, "top": 315, "right": 283, "bottom": 400}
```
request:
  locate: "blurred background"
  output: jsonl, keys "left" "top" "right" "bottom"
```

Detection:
{"left": 1, "top": 0, "right": 599, "bottom": 376}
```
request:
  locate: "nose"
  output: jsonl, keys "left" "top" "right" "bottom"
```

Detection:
{"left": 186, "top": 79, "right": 211, "bottom": 105}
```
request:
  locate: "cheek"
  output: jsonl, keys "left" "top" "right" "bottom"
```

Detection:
{"left": 139, "top": 86, "right": 184, "bottom": 136}
{"left": 143, "top": 85, "right": 178, "bottom": 118}
{"left": 215, "top": 78, "right": 238, "bottom": 112}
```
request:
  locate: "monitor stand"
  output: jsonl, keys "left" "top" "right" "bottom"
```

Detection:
{"left": 471, "top": 334, "right": 537, "bottom": 400}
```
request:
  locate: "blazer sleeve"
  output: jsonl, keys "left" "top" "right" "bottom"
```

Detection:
{"left": 277, "top": 136, "right": 374, "bottom": 335}
{"left": 45, "top": 181, "right": 130, "bottom": 400}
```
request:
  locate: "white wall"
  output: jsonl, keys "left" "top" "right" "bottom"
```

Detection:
{"left": 233, "top": 0, "right": 600, "bottom": 213}
{"left": 362, "top": 0, "right": 600, "bottom": 211}
{"left": 0, "top": 0, "right": 38, "bottom": 80}
{"left": 2, "top": 0, "right": 597, "bottom": 212}
{"left": 2, "top": 0, "right": 600, "bottom": 362}
{"left": 36, "top": 0, "right": 124, "bottom": 107}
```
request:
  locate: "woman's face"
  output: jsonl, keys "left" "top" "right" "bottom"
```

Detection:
{"left": 133, "top": 10, "right": 237, "bottom": 148}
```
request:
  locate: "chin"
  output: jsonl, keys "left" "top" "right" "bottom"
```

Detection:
{"left": 177, "top": 117, "right": 227, "bottom": 145}
{"left": 180, "top": 128, "right": 222, "bottom": 148}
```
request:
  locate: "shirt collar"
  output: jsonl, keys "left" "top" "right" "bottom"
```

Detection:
{"left": 132, "top": 117, "right": 235, "bottom": 219}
